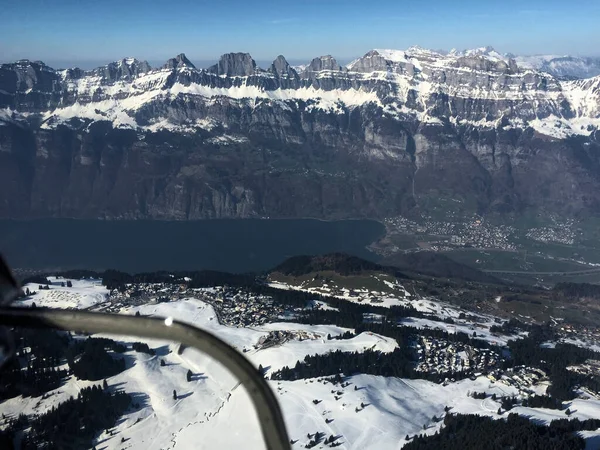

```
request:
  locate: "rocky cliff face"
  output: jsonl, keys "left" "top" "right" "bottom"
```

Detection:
{"left": 208, "top": 53, "right": 257, "bottom": 77}
{"left": 0, "top": 47, "right": 599, "bottom": 220}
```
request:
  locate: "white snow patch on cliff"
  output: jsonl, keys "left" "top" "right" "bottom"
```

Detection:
{"left": 169, "top": 83, "right": 380, "bottom": 107}
{"left": 529, "top": 116, "right": 600, "bottom": 139}
{"left": 563, "top": 76, "right": 600, "bottom": 117}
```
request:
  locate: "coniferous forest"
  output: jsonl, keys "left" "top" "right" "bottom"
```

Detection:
{"left": 0, "top": 328, "right": 69, "bottom": 401}
{"left": 521, "top": 395, "right": 562, "bottom": 409}
{"left": 66, "top": 337, "right": 127, "bottom": 381}
{"left": 5, "top": 385, "right": 131, "bottom": 450}
{"left": 505, "top": 325, "right": 600, "bottom": 401}
{"left": 0, "top": 326, "right": 132, "bottom": 448}
{"left": 270, "top": 320, "right": 494, "bottom": 383}
{"left": 403, "top": 413, "right": 589, "bottom": 450}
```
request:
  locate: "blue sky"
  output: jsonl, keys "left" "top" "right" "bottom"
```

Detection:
{"left": 2, "top": 0, "right": 599, "bottom": 68}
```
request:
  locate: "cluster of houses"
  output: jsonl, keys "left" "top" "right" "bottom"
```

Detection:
{"left": 445, "top": 220, "right": 516, "bottom": 251}
{"left": 384, "top": 214, "right": 518, "bottom": 251}
{"left": 414, "top": 336, "right": 501, "bottom": 375}
{"left": 207, "top": 289, "right": 284, "bottom": 327}
{"left": 525, "top": 219, "right": 577, "bottom": 245}
{"left": 255, "top": 330, "right": 321, "bottom": 350}
{"left": 566, "top": 359, "right": 600, "bottom": 377}
{"left": 493, "top": 366, "right": 548, "bottom": 391}
{"left": 103, "top": 282, "right": 196, "bottom": 312}
{"left": 555, "top": 323, "right": 600, "bottom": 349}
{"left": 108, "top": 282, "right": 195, "bottom": 304}
{"left": 414, "top": 336, "right": 553, "bottom": 392}
{"left": 103, "top": 283, "right": 284, "bottom": 327}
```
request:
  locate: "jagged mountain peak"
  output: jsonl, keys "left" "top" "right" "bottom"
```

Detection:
{"left": 454, "top": 46, "right": 511, "bottom": 66}
{"left": 347, "top": 50, "right": 395, "bottom": 73}
{"left": 364, "top": 49, "right": 381, "bottom": 57}
{"left": 464, "top": 45, "right": 498, "bottom": 56}
{"left": 208, "top": 52, "right": 257, "bottom": 77}
{"left": 4, "top": 59, "right": 54, "bottom": 71}
{"left": 306, "top": 55, "right": 343, "bottom": 72}
{"left": 368, "top": 46, "right": 518, "bottom": 74}
{"left": 95, "top": 57, "right": 151, "bottom": 70}
{"left": 163, "top": 53, "right": 195, "bottom": 70}
{"left": 405, "top": 45, "right": 430, "bottom": 53}
{"left": 90, "top": 57, "right": 152, "bottom": 81}
{"left": 118, "top": 57, "right": 146, "bottom": 67}
{"left": 269, "top": 55, "right": 298, "bottom": 78}
{"left": 370, "top": 49, "right": 409, "bottom": 63}
{"left": 404, "top": 45, "right": 444, "bottom": 58}
{"left": 374, "top": 45, "right": 507, "bottom": 65}
{"left": 272, "top": 55, "right": 289, "bottom": 66}
{"left": 61, "top": 67, "right": 86, "bottom": 81}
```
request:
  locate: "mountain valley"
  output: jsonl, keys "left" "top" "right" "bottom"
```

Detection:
{"left": 3, "top": 41, "right": 600, "bottom": 450}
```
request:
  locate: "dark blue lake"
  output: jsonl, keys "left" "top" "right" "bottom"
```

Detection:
{"left": 0, "top": 219, "right": 384, "bottom": 273}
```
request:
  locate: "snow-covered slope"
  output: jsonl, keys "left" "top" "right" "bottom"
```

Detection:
{"left": 564, "top": 76, "right": 600, "bottom": 118}
{"left": 513, "top": 54, "right": 600, "bottom": 80}
{"left": 21, "top": 276, "right": 109, "bottom": 309}
{"left": 4, "top": 280, "right": 600, "bottom": 449}
{"left": 268, "top": 277, "right": 513, "bottom": 345}
{"left": 449, "top": 48, "right": 600, "bottom": 80}
{"left": 121, "top": 299, "right": 398, "bottom": 373}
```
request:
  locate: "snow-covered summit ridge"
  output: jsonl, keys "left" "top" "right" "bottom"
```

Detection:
{"left": 513, "top": 54, "right": 600, "bottom": 80}
{"left": 372, "top": 46, "right": 600, "bottom": 80}
{"left": 1, "top": 47, "right": 600, "bottom": 139}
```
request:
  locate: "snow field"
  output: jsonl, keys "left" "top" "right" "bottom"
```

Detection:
{"left": 20, "top": 277, "right": 109, "bottom": 309}
{"left": 4, "top": 282, "right": 600, "bottom": 449}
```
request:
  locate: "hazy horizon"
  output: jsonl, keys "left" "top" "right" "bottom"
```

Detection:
{"left": 3, "top": 48, "right": 600, "bottom": 72}
{"left": 0, "top": 58, "right": 334, "bottom": 71}
{"left": 2, "top": 0, "right": 600, "bottom": 68}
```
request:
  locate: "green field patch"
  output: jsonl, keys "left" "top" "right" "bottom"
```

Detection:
{"left": 443, "top": 249, "right": 523, "bottom": 271}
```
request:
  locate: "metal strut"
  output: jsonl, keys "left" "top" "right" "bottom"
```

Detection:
{"left": 0, "top": 307, "right": 291, "bottom": 450}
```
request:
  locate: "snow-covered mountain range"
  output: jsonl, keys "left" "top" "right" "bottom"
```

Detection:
{"left": 511, "top": 54, "right": 600, "bottom": 80}
{"left": 1, "top": 46, "right": 600, "bottom": 220}
{"left": 450, "top": 46, "right": 600, "bottom": 80}
{"left": 2, "top": 46, "right": 600, "bottom": 137}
